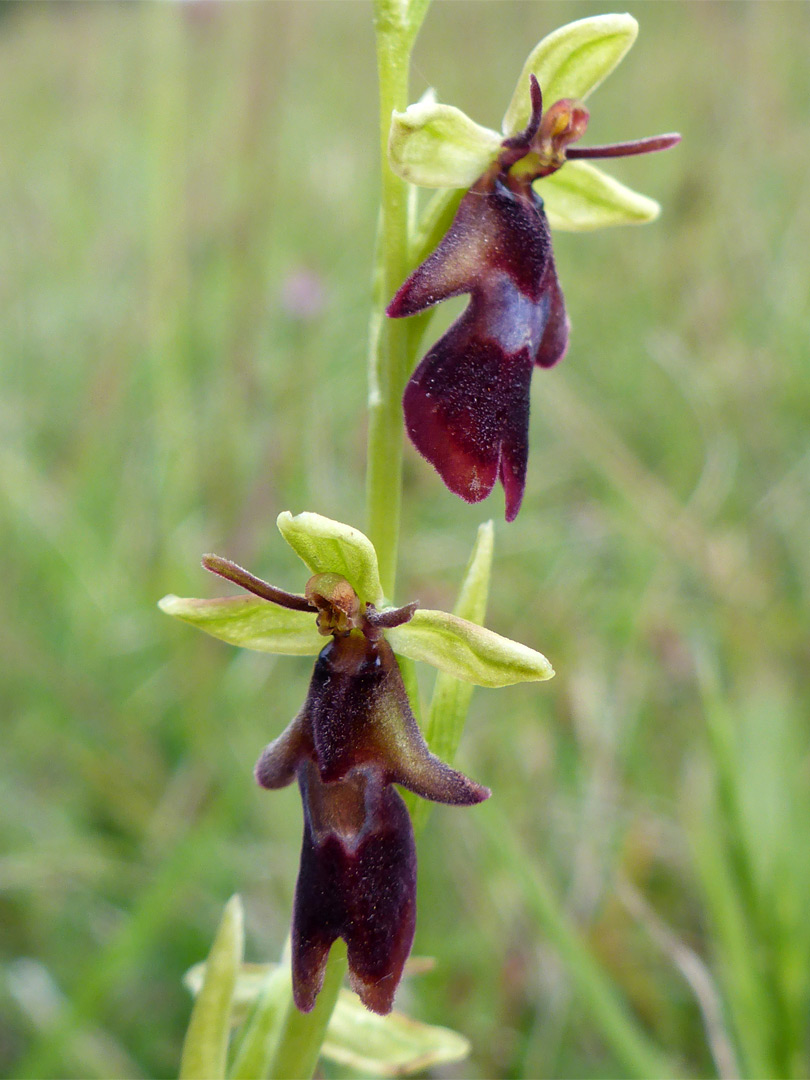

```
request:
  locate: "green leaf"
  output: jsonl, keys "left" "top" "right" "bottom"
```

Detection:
{"left": 159, "top": 594, "right": 322, "bottom": 656}
{"left": 323, "top": 992, "right": 470, "bottom": 1076}
{"left": 184, "top": 963, "right": 280, "bottom": 1028}
{"left": 425, "top": 521, "right": 493, "bottom": 753}
{"left": 388, "top": 607, "right": 553, "bottom": 687}
{"left": 277, "top": 511, "right": 384, "bottom": 606}
{"left": 408, "top": 522, "right": 494, "bottom": 832}
{"left": 539, "top": 159, "right": 660, "bottom": 230}
{"left": 228, "top": 967, "right": 290, "bottom": 1080}
{"left": 405, "top": 0, "right": 431, "bottom": 44}
{"left": 185, "top": 959, "right": 468, "bottom": 1079}
{"left": 389, "top": 100, "right": 500, "bottom": 188}
{"left": 180, "top": 895, "right": 244, "bottom": 1080}
{"left": 502, "top": 13, "right": 639, "bottom": 136}
{"left": 267, "top": 942, "right": 348, "bottom": 1080}
{"left": 447, "top": 520, "right": 494, "bottom": 626}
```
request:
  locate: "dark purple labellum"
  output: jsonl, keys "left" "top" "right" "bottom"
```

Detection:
{"left": 389, "top": 177, "right": 568, "bottom": 521}
{"left": 293, "top": 760, "right": 416, "bottom": 1014}
{"left": 255, "top": 630, "right": 489, "bottom": 1013}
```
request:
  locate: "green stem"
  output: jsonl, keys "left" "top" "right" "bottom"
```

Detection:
{"left": 265, "top": 942, "right": 348, "bottom": 1080}
{"left": 365, "top": 4, "right": 415, "bottom": 599}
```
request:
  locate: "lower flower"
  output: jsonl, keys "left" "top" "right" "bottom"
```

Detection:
{"left": 254, "top": 592, "right": 488, "bottom": 1014}
{"left": 159, "top": 516, "right": 554, "bottom": 1015}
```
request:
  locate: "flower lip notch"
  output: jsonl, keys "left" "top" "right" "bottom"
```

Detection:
{"left": 388, "top": 42, "right": 680, "bottom": 519}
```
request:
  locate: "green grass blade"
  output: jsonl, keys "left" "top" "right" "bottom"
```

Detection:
{"left": 480, "top": 803, "right": 677, "bottom": 1080}
{"left": 180, "top": 896, "right": 244, "bottom": 1080}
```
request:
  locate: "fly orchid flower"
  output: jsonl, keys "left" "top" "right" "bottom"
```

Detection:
{"left": 386, "top": 14, "right": 680, "bottom": 520}
{"left": 160, "top": 512, "right": 553, "bottom": 1014}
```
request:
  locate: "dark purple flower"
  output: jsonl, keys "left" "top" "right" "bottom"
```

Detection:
{"left": 389, "top": 170, "right": 568, "bottom": 520}
{"left": 388, "top": 76, "right": 679, "bottom": 520}
{"left": 204, "top": 559, "right": 488, "bottom": 1015}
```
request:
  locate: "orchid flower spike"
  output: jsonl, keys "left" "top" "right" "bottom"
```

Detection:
{"left": 387, "top": 14, "right": 680, "bottom": 520}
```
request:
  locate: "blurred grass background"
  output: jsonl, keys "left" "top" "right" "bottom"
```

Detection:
{"left": 2, "top": 2, "right": 810, "bottom": 1077}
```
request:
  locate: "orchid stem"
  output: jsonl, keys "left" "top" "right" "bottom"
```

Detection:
{"left": 365, "top": 2, "right": 419, "bottom": 600}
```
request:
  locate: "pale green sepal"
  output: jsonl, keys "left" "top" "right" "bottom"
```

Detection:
{"left": 159, "top": 594, "right": 322, "bottom": 656}
{"left": 323, "top": 992, "right": 470, "bottom": 1076}
{"left": 388, "top": 607, "right": 553, "bottom": 687}
{"left": 389, "top": 100, "right": 500, "bottom": 188}
{"left": 502, "top": 13, "right": 639, "bottom": 136}
{"left": 276, "top": 511, "right": 384, "bottom": 606}
{"left": 397, "top": 653, "right": 423, "bottom": 727}
{"left": 540, "top": 159, "right": 660, "bottom": 230}
{"left": 180, "top": 895, "right": 244, "bottom": 1080}
{"left": 411, "top": 187, "right": 464, "bottom": 267}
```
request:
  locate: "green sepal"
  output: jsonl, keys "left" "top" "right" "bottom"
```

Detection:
{"left": 277, "top": 511, "right": 384, "bottom": 606}
{"left": 373, "top": 0, "right": 430, "bottom": 45}
{"left": 397, "top": 652, "right": 424, "bottom": 728}
{"left": 158, "top": 594, "right": 322, "bottom": 656}
{"left": 179, "top": 895, "right": 244, "bottom": 1080}
{"left": 410, "top": 187, "right": 465, "bottom": 267}
{"left": 388, "top": 606, "right": 554, "bottom": 687}
{"left": 403, "top": 0, "right": 431, "bottom": 45}
{"left": 502, "top": 13, "right": 639, "bottom": 136}
{"left": 539, "top": 159, "right": 660, "bottom": 231}
{"left": 388, "top": 99, "right": 501, "bottom": 189}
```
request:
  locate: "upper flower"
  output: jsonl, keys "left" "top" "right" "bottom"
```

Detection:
{"left": 160, "top": 512, "right": 553, "bottom": 1014}
{"left": 386, "top": 15, "right": 679, "bottom": 519}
